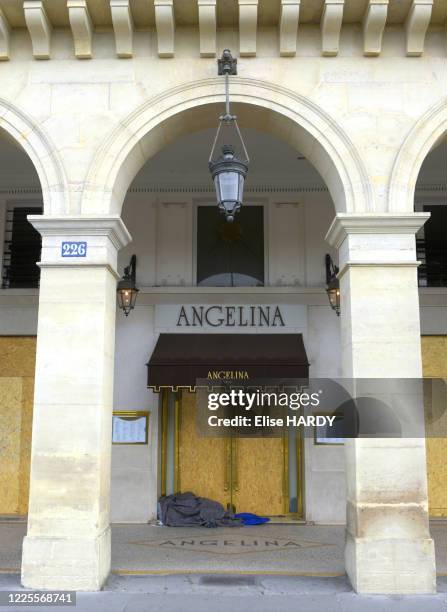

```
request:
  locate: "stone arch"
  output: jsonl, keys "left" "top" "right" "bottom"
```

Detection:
{"left": 0, "top": 98, "right": 68, "bottom": 214}
{"left": 82, "top": 78, "right": 372, "bottom": 216}
{"left": 390, "top": 98, "right": 447, "bottom": 212}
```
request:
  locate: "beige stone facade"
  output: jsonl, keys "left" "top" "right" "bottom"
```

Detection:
{"left": 0, "top": 0, "right": 447, "bottom": 595}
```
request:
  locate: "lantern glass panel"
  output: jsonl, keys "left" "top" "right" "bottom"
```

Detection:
{"left": 117, "top": 286, "right": 138, "bottom": 315}
{"left": 123, "top": 289, "right": 132, "bottom": 310}
{"left": 239, "top": 173, "right": 245, "bottom": 199}
{"left": 329, "top": 289, "right": 336, "bottom": 309}
{"left": 326, "top": 286, "right": 340, "bottom": 314}
{"left": 216, "top": 171, "right": 239, "bottom": 204}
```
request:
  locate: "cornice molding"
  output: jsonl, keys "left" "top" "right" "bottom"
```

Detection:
{"left": 154, "top": 0, "right": 175, "bottom": 58}
{"left": 27, "top": 215, "right": 131, "bottom": 250}
{"left": 415, "top": 183, "right": 447, "bottom": 192}
{"left": 67, "top": 0, "right": 93, "bottom": 59}
{"left": 0, "top": 1, "right": 443, "bottom": 61}
{"left": 0, "top": 184, "right": 330, "bottom": 196}
{"left": 110, "top": 0, "right": 134, "bottom": 58}
{"left": 363, "top": 0, "right": 388, "bottom": 56}
{"left": 23, "top": 0, "right": 52, "bottom": 59}
{"left": 0, "top": 8, "right": 11, "bottom": 60}
{"left": 1, "top": 183, "right": 447, "bottom": 198}
{"left": 129, "top": 184, "right": 329, "bottom": 194}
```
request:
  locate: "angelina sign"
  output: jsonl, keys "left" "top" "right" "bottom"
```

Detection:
{"left": 155, "top": 304, "right": 307, "bottom": 331}
{"left": 177, "top": 305, "right": 284, "bottom": 328}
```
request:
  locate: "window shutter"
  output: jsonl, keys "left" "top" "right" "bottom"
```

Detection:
{"left": 2, "top": 206, "right": 42, "bottom": 288}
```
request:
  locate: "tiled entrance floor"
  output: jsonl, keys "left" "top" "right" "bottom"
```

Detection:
{"left": 1, "top": 522, "right": 446, "bottom": 576}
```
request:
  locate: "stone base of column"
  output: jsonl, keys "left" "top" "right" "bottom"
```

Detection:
{"left": 21, "top": 526, "right": 111, "bottom": 591}
{"left": 345, "top": 532, "right": 436, "bottom": 594}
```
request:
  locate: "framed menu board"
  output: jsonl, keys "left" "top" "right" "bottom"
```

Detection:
{"left": 314, "top": 412, "right": 345, "bottom": 445}
{"left": 112, "top": 411, "right": 150, "bottom": 445}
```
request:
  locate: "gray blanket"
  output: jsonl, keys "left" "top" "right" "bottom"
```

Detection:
{"left": 159, "top": 492, "right": 242, "bottom": 528}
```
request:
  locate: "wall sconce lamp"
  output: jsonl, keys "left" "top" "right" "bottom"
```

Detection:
{"left": 325, "top": 253, "right": 340, "bottom": 316}
{"left": 117, "top": 254, "right": 139, "bottom": 316}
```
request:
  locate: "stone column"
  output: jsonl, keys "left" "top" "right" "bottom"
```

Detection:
{"left": 326, "top": 213, "right": 436, "bottom": 595}
{"left": 21, "top": 216, "right": 131, "bottom": 591}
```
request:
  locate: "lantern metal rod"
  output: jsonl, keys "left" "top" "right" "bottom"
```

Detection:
{"left": 225, "top": 71, "right": 231, "bottom": 118}
{"left": 208, "top": 118, "right": 249, "bottom": 165}
{"left": 209, "top": 49, "right": 250, "bottom": 165}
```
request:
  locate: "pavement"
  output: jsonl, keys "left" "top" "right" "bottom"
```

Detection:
{"left": 1, "top": 573, "right": 447, "bottom": 612}
{"left": 1, "top": 521, "right": 447, "bottom": 575}
{"left": 111, "top": 522, "right": 346, "bottom": 574}
{"left": 0, "top": 522, "right": 446, "bottom": 610}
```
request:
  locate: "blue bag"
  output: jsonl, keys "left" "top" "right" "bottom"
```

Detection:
{"left": 235, "top": 512, "right": 270, "bottom": 526}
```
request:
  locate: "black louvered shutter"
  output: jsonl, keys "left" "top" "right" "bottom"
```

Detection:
{"left": 423, "top": 205, "right": 447, "bottom": 287}
{"left": 5, "top": 207, "right": 42, "bottom": 288}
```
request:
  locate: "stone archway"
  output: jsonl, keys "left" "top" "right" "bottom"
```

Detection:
{"left": 0, "top": 99, "right": 68, "bottom": 215}
{"left": 82, "top": 77, "right": 372, "bottom": 216}
{"left": 389, "top": 98, "right": 447, "bottom": 213}
{"left": 390, "top": 97, "right": 447, "bottom": 524}
{"left": 18, "top": 76, "right": 438, "bottom": 594}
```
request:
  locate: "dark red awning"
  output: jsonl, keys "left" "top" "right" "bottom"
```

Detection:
{"left": 147, "top": 333, "right": 309, "bottom": 390}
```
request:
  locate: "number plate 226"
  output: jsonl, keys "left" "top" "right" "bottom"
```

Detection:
{"left": 61, "top": 242, "right": 87, "bottom": 257}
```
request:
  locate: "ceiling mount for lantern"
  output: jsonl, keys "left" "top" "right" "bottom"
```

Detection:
{"left": 209, "top": 49, "right": 249, "bottom": 223}
{"left": 218, "top": 48, "right": 237, "bottom": 77}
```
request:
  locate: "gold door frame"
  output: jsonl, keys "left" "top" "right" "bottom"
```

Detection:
{"left": 159, "top": 389, "right": 182, "bottom": 497}
{"left": 159, "top": 389, "right": 304, "bottom": 518}
{"left": 160, "top": 390, "right": 168, "bottom": 497}
{"left": 174, "top": 391, "right": 180, "bottom": 493}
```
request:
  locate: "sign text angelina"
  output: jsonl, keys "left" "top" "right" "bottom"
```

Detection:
{"left": 177, "top": 305, "right": 285, "bottom": 328}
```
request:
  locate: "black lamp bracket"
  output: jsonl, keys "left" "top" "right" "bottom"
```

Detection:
{"left": 218, "top": 49, "right": 237, "bottom": 76}
{"left": 124, "top": 254, "right": 137, "bottom": 283}
{"left": 325, "top": 253, "right": 339, "bottom": 284}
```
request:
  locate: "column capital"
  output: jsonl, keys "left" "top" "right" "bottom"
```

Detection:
{"left": 28, "top": 215, "right": 131, "bottom": 248}
{"left": 325, "top": 213, "right": 430, "bottom": 249}
{"left": 28, "top": 215, "right": 132, "bottom": 275}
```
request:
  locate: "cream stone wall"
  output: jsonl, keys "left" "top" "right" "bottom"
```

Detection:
{"left": 21, "top": 217, "right": 130, "bottom": 591}
{"left": 0, "top": 26, "right": 446, "bottom": 219}
{"left": 327, "top": 215, "right": 436, "bottom": 593}
{"left": 112, "top": 189, "right": 344, "bottom": 523}
{"left": 0, "top": 10, "right": 446, "bottom": 594}
{"left": 0, "top": 193, "right": 446, "bottom": 526}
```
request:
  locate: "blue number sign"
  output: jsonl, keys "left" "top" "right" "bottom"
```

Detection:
{"left": 61, "top": 241, "right": 87, "bottom": 257}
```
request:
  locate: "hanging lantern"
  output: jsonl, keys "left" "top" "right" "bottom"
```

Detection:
{"left": 209, "top": 144, "right": 248, "bottom": 223}
{"left": 209, "top": 49, "right": 250, "bottom": 223}
{"left": 117, "top": 254, "right": 139, "bottom": 316}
